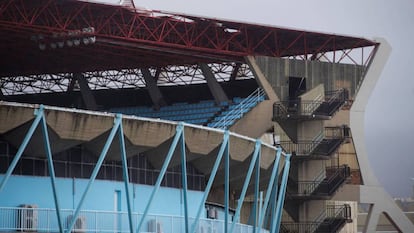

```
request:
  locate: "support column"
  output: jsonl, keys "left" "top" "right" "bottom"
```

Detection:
{"left": 350, "top": 38, "right": 414, "bottom": 232}
{"left": 229, "top": 63, "right": 241, "bottom": 81}
{"left": 191, "top": 131, "right": 229, "bottom": 233}
{"left": 141, "top": 68, "right": 166, "bottom": 109}
{"left": 245, "top": 56, "right": 279, "bottom": 101}
{"left": 199, "top": 63, "right": 229, "bottom": 104}
{"left": 73, "top": 73, "right": 98, "bottom": 110}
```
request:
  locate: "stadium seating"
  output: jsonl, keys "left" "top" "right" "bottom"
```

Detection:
{"left": 109, "top": 88, "right": 265, "bottom": 129}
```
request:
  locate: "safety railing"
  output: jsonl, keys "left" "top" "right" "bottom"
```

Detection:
{"left": 273, "top": 89, "right": 348, "bottom": 120}
{"left": 281, "top": 204, "right": 351, "bottom": 233}
{"left": 287, "top": 165, "right": 351, "bottom": 199}
{"left": 0, "top": 206, "right": 270, "bottom": 233}
{"left": 279, "top": 126, "right": 347, "bottom": 159}
{"left": 209, "top": 88, "right": 266, "bottom": 129}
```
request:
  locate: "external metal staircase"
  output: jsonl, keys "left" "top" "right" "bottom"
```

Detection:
{"left": 279, "top": 127, "right": 348, "bottom": 160}
{"left": 286, "top": 165, "right": 351, "bottom": 200}
{"left": 273, "top": 89, "right": 349, "bottom": 121}
{"left": 281, "top": 204, "right": 352, "bottom": 233}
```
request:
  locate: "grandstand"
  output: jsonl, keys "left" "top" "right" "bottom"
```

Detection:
{"left": 0, "top": 0, "right": 413, "bottom": 233}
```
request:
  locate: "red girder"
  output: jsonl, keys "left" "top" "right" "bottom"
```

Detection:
{"left": 0, "top": 0, "right": 378, "bottom": 77}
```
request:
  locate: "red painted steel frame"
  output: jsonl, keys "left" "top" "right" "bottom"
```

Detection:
{"left": 0, "top": 0, "right": 377, "bottom": 77}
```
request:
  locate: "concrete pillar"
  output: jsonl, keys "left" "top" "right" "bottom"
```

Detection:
{"left": 141, "top": 68, "right": 166, "bottom": 109}
{"left": 73, "top": 73, "right": 98, "bottom": 110}
{"left": 350, "top": 38, "right": 414, "bottom": 232}
{"left": 245, "top": 56, "right": 278, "bottom": 101}
{"left": 199, "top": 63, "right": 229, "bottom": 104}
{"left": 229, "top": 63, "right": 241, "bottom": 81}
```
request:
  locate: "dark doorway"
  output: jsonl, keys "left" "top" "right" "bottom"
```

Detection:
{"left": 288, "top": 76, "right": 306, "bottom": 100}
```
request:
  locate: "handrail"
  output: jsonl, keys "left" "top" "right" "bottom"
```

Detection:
{"left": 281, "top": 204, "right": 351, "bottom": 233}
{"left": 273, "top": 89, "right": 348, "bottom": 119}
{"left": 287, "top": 165, "right": 350, "bottom": 197}
{"left": 0, "top": 206, "right": 265, "bottom": 233}
{"left": 279, "top": 126, "right": 347, "bottom": 158}
{"left": 210, "top": 88, "right": 265, "bottom": 129}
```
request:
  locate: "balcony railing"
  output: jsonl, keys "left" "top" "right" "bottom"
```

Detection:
{"left": 287, "top": 165, "right": 351, "bottom": 199}
{"left": 279, "top": 127, "right": 347, "bottom": 159}
{"left": 273, "top": 89, "right": 349, "bottom": 120}
{"left": 281, "top": 204, "right": 351, "bottom": 233}
{"left": 209, "top": 88, "right": 266, "bottom": 129}
{"left": 0, "top": 207, "right": 269, "bottom": 233}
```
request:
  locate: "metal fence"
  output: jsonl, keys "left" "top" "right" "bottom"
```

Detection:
{"left": 0, "top": 206, "right": 269, "bottom": 233}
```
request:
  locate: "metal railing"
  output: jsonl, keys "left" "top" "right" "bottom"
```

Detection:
{"left": 281, "top": 204, "right": 351, "bottom": 233}
{"left": 0, "top": 206, "right": 269, "bottom": 233}
{"left": 210, "top": 88, "right": 265, "bottom": 129}
{"left": 273, "top": 89, "right": 348, "bottom": 119}
{"left": 287, "top": 165, "right": 351, "bottom": 198}
{"left": 279, "top": 126, "right": 347, "bottom": 158}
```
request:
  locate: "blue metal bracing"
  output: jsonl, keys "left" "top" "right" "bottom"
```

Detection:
{"left": 0, "top": 104, "right": 292, "bottom": 233}
{"left": 136, "top": 123, "right": 184, "bottom": 233}
{"left": 229, "top": 139, "right": 261, "bottom": 233}
{"left": 191, "top": 131, "right": 230, "bottom": 233}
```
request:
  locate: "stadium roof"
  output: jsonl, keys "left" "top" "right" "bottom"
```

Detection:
{"left": 0, "top": 0, "right": 377, "bottom": 77}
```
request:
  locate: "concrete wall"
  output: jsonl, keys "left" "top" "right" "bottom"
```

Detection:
{"left": 298, "top": 84, "right": 324, "bottom": 116}
{"left": 300, "top": 200, "right": 325, "bottom": 221}
{"left": 254, "top": 57, "right": 365, "bottom": 101}
{"left": 297, "top": 121, "right": 324, "bottom": 141}
{"left": 230, "top": 100, "right": 274, "bottom": 139}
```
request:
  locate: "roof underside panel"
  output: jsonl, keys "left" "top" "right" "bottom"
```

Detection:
{"left": 0, "top": 0, "right": 377, "bottom": 77}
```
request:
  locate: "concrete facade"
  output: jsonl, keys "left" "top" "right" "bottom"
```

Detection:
{"left": 247, "top": 38, "right": 414, "bottom": 232}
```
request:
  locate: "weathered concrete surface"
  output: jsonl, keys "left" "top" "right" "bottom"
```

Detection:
{"left": 230, "top": 100, "right": 274, "bottom": 140}
{"left": 45, "top": 109, "right": 113, "bottom": 141}
{"left": 0, "top": 103, "right": 35, "bottom": 134}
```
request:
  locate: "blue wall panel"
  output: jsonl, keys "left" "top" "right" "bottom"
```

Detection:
{"left": 0, "top": 175, "right": 204, "bottom": 217}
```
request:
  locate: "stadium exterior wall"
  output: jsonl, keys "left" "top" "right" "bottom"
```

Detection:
{"left": 0, "top": 175, "right": 205, "bottom": 217}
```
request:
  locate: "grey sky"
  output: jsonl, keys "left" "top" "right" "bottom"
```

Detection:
{"left": 106, "top": 0, "right": 414, "bottom": 197}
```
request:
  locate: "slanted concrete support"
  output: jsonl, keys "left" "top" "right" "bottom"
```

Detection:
{"left": 229, "top": 63, "right": 241, "bottom": 81}
{"left": 141, "top": 68, "right": 166, "bottom": 109}
{"left": 350, "top": 38, "right": 414, "bottom": 232}
{"left": 73, "top": 73, "right": 98, "bottom": 110}
{"left": 245, "top": 56, "right": 278, "bottom": 101}
{"left": 199, "top": 63, "right": 229, "bottom": 104}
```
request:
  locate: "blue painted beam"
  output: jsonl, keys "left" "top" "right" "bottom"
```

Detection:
{"left": 252, "top": 142, "right": 261, "bottom": 233}
{"left": 191, "top": 131, "right": 229, "bottom": 233}
{"left": 136, "top": 123, "right": 184, "bottom": 233}
{"left": 224, "top": 135, "right": 230, "bottom": 233}
{"left": 67, "top": 115, "right": 122, "bottom": 233}
{"left": 180, "top": 124, "right": 189, "bottom": 233}
{"left": 229, "top": 139, "right": 261, "bottom": 233}
{"left": 117, "top": 114, "right": 134, "bottom": 233}
{"left": 268, "top": 167, "right": 279, "bottom": 233}
{"left": 258, "top": 148, "right": 282, "bottom": 228}
{"left": 0, "top": 105, "right": 43, "bottom": 191}
{"left": 271, "top": 154, "right": 291, "bottom": 233}
{"left": 40, "top": 109, "right": 64, "bottom": 233}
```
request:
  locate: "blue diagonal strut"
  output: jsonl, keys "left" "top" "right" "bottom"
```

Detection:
{"left": 117, "top": 114, "right": 134, "bottom": 233}
{"left": 40, "top": 108, "right": 64, "bottom": 233}
{"left": 0, "top": 106, "right": 44, "bottom": 191}
{"left": 229, "top": 139, "right": 261, "bottom": 233}
{"left": 136, "top": 123, "right": 184, "bottom": 233}
{"left": 271, "top": 153, "right": 291, "bottom": 233}
{"left": 67, "top": 115, "right": 122, "bottom": 233}
{"left": 191, "top": 131, "right": 230, "bottom": 233}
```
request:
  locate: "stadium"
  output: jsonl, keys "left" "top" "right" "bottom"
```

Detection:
{"left": 0, "top": 0, "right": 413, "bottom": 233}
